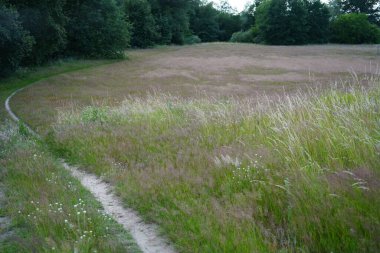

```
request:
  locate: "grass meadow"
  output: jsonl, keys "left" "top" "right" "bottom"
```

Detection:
{"left": 0, "top": 60, "right": 140, "bottom": 252}
{"left": 5, "top": 44, "right": 380, "bottom": 252}
{"left": 49, "top": 77, "right": 380, "bottom": 252}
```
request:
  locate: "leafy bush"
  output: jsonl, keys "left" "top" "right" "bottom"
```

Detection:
{"left": 0, "top": 4, "right": 34, "bottom": 77}
{"left": 184, "top": 35, "right": 201, "bottom": 45}
{"left": 230, "top": 30, "right": 255, "bottom": 43}
{"left": 331, "top": 13, "right": 380, "bottom": 44}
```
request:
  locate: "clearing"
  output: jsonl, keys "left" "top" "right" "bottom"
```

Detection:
{"left": 9, "top": 43, "right": 380, "bottom": 253}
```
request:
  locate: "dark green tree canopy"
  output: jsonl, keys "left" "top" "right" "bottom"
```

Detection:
{"left": 331, "top": 13, "right": 380, "bottom": 44}
{"left": 189, "top": 2, "right": 220, "bottom": 42}
{"left": 305, "top": 0, "right": 330, "bottom": 43}
{"left": 65, "top": 0, "right": 130, "bottom": 58}
{"left": 125, "top": 0, "right": 158, "bottom": 48}
{"left": 256, "top": 0, "right": 309, "bottom": 45}
{"left": 0, "top": 4, "right": 34, "bottom": 77}
{"left": 253, "top": 0, "right": 331, "bottom": 45}
{"left": 1, "top": 0, "right": 379, "bottom": 78}
{"left": 5, "top": 0, "right": 67, "bottom": 64}
{"left": 334, "top": 0, "right": 380, "bottom": 25}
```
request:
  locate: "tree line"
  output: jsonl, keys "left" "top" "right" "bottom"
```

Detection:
{"left": 1, "top": 0, "right": 379, "bottom": 77}
{"left": 232, "top": 0, "right": 380, "bottom": 45}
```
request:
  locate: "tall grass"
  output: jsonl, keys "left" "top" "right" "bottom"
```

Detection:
{"left": 0, "top": 122, "right": 140, "bottom": 253}
{"left": 51, "top": 79, "right": 380, "bottom": 252}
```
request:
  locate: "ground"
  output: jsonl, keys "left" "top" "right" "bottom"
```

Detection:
{"left": 11, "top": 43, "right": 380, "bottom": 132}
{"left": 6, "top": 43, "right": 380, "bottom": 253}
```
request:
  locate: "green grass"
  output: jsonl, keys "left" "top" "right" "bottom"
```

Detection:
{"left": 50, "top": 81, "right": 380, "bottom": 252}
{"left": 0, "top": 59, "right": 140, "bottom": 252}
{"left": 0, "top": 122, "right": 140, "bottom": 252}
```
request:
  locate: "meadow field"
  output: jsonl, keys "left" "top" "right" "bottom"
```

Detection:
{"left": 12, "top": 43, "right": 380, "bottom": 132}
{"left": 6, "top": 43, "right": 380, "bottom": 252}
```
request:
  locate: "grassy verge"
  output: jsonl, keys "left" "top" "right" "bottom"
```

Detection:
{"left": 0, "top": 122, "right": 140, "bottom": 252}
{"left": 0, "top": 59, "right": 140, "bottom": 252}
{"left": 50, "top": 81, "right": 380, "bottom": 252}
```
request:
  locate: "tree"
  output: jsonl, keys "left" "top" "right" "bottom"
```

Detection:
{"left": 334, "top": 0, "right": 380, "bottom": 25}
{"left": 286, "top": 0, "right": 308, "bottom": 44}
{"left": 217, "top": 11, "right": 242, "bottom": 41}
{"left": 254, "top": 0, "right": 330, "bottom": 45}
{"left": 305, "top": 0, "right": 330, "bottom": 43}
{"left": 240, "top": 4, "right": 256, "bottom": 31}
{"left": 331, "top": 13, "right": 380, "bottom": 44}
{"left": 65, "top": 0, "right": 130, "bottom": 58}
{"left": 0, "top": 4, "right": 34, "bottom": 76}
{"left": 256, "top": 0, "right": 308, "bottom": 45}
{"left": 147, "top": 0, "right": 191, "bottom": 45}
{"left": 189, "top": 2, "right": 220, "bottom": 42}
{"left": 125, "top": 0, "right": 157, "bottom": 48}
{"left": 6, "top": 0, "right": 67, "bottom": 65}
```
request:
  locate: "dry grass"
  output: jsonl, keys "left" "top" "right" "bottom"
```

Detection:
{"left": 11, "top": 43, "right": 380, "bottom": 132}
{"left": 8, "top": 43, "right": 380, "bottom": 252}
{"left": 50, "top": 78, "right": 380, "bottom": 252}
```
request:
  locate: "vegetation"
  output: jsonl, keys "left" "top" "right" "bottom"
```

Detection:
{"left": 0, "top": 5, "right": 33, "bottom": 77}
{"left": 331, "top": 13, "right": 380, "bottom": 44}
{"left": 2, "top": 0, "right": 380, "bottom": 77}
{"left": 65, "top": 0, "right": 130, "bottom": 58}
{"left": 334, "top": 0, "right": 380, "bottom": 25}
{"left": 49, "top": 78, "right": 380, "bottom": 252}
{"left": 0, "top": 123, "right": 140, "bottom": 252}
{"left": 254, "top": 0, "right": 329, "bottom": 45}
{"left": 2, "top": 0, "right": 380, "bottom": 251}
{"left": 125, "top": 0, "right": 157, "bottom": 48}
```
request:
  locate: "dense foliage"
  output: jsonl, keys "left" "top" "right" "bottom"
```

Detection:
{"left": 335, "top": 0, "right": 380, "bottom": 25}
{"left": 65, "top": 0, "right": 130, "bottom": 58}
{"left": 252, "top": 0, "right": 330, "bottom": 45}
{"left": 331, "top": 13, "right": 380, "bottom": 44}
{"left": 0, "top": 4, "right": 34, "bottom": 77}
{"left": 125, "top": 0, "right": 157, "bottom": 48}
{"left": 2, "top": 0, "right": 380, "bottom": 77}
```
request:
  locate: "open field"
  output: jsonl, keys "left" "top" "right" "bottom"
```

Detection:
{"left": 11, "top": 43, "right": 380, "bottom": 132}
{"left": 7, "top": 43, "right": 380, "bottom": 252}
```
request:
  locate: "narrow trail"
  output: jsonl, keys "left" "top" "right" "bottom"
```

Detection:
{"left": 5, "top": 86, "right": 176, "bottom": 253}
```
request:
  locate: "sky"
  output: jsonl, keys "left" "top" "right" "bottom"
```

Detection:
{"left": 212, "top": 0, "right": 329, "bottom": 12}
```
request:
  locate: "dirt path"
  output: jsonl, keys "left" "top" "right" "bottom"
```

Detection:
{"left": 5, "top": 87, "right": 176, "bottom": 253}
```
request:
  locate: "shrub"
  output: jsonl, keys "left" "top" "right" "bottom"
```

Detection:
{"left": 184, "top": 35, "right": 201, "bottom": 45}
{"left": 0, "top": 4, "right": 34, "bottom": 77}
{"left": 331, "top": 13, "right": 380, "bottom": 44}
{"left": 230, "top": 30, "right": 255, "bottom": 43}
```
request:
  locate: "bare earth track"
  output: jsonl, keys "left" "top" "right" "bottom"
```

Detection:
{"left": 5, "top": 87, "right": 176, "bottom": 253}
